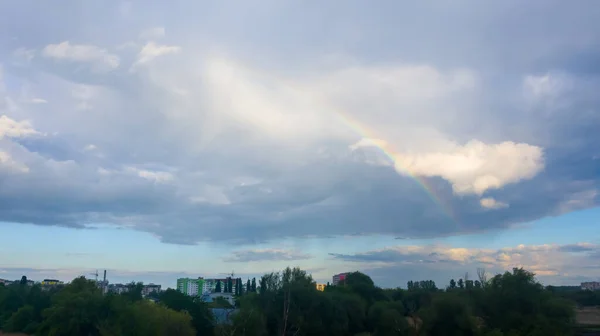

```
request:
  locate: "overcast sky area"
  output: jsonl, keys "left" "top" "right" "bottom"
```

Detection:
{"left": 1, "top": 0, "right": 600, "bottom": 289}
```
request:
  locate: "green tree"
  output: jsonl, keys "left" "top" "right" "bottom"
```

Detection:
{"left": 328, "top": 291, "right": 367, "bottom": 335}
{"left": 421, "top": 294, "right": 478, "bottom": 336}
{"left": 367, "top": 301, "right": 408, "bottom": 336}
{"left": 159, "top": 288, "right": 214, "bottom": 335}
{"left": 246, "top": 279, "right": 251, "bottom": 293}
{"left": 458, "top": 278, "right": 465, "bottom": 289}
{"left": 237, "top": 278, "right": 243, "bottom": 296}
{"left": 216, "top": 280, "right": 222, "bottom": 293}
{"left": 3, "top": 304, "right": 37, "bottom": 333}
{"left": 228, "top": 277, "right": 233, "bottom": 294}
{"left": 123, "top": 281, "right": 144, "bottom": 302}
{"left": 38, "top": 276, "right": 104, "bottom": 336}
{"left": 19, "top": 276, "right": 28, "bottom": 286}
{"left": 99, "top": 300, "right": 196, "bottom": 336}
{"left": 477, "top": 268, "right": 575, "bottom": 335}
{"left": 449, "top": 279, "right": 456, "bottom": 289}
{"left": 251, "top": 278, "right": 256, "bottom": 292}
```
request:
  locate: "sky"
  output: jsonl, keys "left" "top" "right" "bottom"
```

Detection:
{"left": 0, "top": 0, "right": 599, "bottom": 289}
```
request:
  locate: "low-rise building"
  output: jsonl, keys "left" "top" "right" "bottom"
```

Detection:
{"left": 142, "top": 284, "right": 161, "bottom": 296}
{"left": 107, "top": 283, "right": 131, "bottom": 294}
{"left": 581, "top": 281, "right": 600, "bottom": 291}
{"left": 201, "top": 292, "right": 235, "bottom": 306}
{"left": 107, "top": 283, "right": 161, "bottom": 296}
{"left": 0, "top": 278, "right": 13, "bottom": 285}
{"left": 1, "top": 279, "right": 35, "bottom": 286}
{"left": 41, "top": 279, "right": 64, "bottom": 286}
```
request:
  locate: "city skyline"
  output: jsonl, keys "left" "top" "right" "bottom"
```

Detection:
{"left": 1, "top": 0, "right": 600, "bottom": 290}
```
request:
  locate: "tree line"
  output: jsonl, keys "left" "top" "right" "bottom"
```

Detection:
{"left": 0, "top": 267, "right": 586, "bottom": 335}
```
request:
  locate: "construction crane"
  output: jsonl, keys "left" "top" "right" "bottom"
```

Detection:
{"left": 90, "top": 270, "right": 99, "bottom": 282}
{"left": 220, "top": 271, "right": 235, "bottom": 279}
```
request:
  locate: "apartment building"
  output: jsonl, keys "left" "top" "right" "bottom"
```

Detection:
{"left": 142, "top": 284, "right": 162, "bottom": 296}
{"left": 177, "top": 277, "right": 205, "bottom": 296}
{"left": 107, "top": 283, "right": 130, "bottom": 294}
{"left": 177, "top": 277, "right": 242, "bottom": 296}
{"left": 332, "top": 272, "right": 349, "bottom": 285}
{"left": 581, "top": 281, "right": 600, "bottom": 291}
{"left": 106, "top": 283, "right": 162, "bottom": 297}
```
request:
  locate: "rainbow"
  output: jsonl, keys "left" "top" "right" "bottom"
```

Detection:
{"left": 331, "top": 110, "right": 459, "bottom": 226}
{"left": 236, "top": 61, "right": 459, "bottom": 225}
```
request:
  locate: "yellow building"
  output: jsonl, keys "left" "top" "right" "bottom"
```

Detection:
{"left": 315, "top": 283, "right": 326, "bottom": 291}
{"left": 41, "top": 279, "right": 63, "bottom": 286}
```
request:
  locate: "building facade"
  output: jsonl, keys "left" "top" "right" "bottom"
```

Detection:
{"left": 142, "top": 284, "right": 161, "bottom": 296}
{"left": 581, "top": 281, "right": 600, "bottom": 291}
{"left": 178, "top": 277, "right": 241, "bottom": 296}
{"left": 177, "top": 278, "right": 205, "bottom": 296}
{"left": 107, "top": 283, "right": 130, "bottom": 294}
{"left": 41, "top": 279, "right": 64, "bottom": 286}
{"left": 201, "top": 292, "right": 235, "bottom": 306}
{"left": 332, "top": 272, "right": 349, "bottom": 285}
{"left": 106, "top": 283, "right": 162, "bottom": 297}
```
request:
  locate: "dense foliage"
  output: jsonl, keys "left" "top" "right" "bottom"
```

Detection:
{"left": 0, "top": 267, "right": 583, "bottom": 336}
{"left": 219, "top": 267, "right": 577, "bottom": 336}
{"left": 0, "top": 277, "right": 212, "bottom": 336}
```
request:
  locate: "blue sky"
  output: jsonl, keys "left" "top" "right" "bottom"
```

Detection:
{"left": 1, "top": 0, "right": 599, "bottom": 289}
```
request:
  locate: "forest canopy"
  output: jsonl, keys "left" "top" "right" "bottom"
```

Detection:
{"left": 0, "top": 267, "right": 587, "bottom": 336}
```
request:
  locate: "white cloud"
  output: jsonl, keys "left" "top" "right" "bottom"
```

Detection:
{"left": 139, "top": 27, "right": 166, "bottom": 40}
{"left": 394, "top": 140, "right": 544, "bottom": 196}
{"left": 30, "top": 98, "right": 48, "bottom": 104}
{"left": 480, "top": 197, "right": 509, "bottom": 209}
{"left": 349, "top": 138, "right": 388, "bottom": 151}
{"left": 133, "top": 42, "right": 181, "bottom": 66}
{"left": 42, "top": 41, "right": 120, "bottom": 72}
{"left": 331, "top": 242, "right": 600, "bottom": 282}
{"left": 0, "top": 115, "right": 40, "bottom": 139}
{"left": 224, "top": 248, "right": 312, "bottom": 262}
{"left": 125, "top": 167, "right": 174, "bottom": 183}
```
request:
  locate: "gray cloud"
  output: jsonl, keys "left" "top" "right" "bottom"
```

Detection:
{"left": 0, "top": 0, "right": 599, "bottom": 246}
{"left": 223, "top": 249, "right": 312, "bottom": 263}
{"left": 330, "top": 243, "right": 600, "bottom": 287}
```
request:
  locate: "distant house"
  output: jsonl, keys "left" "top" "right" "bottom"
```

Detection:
{"left": 201, "top": 292, "right": 235, "bottom": 306}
